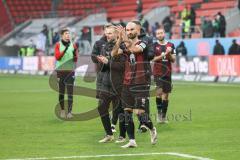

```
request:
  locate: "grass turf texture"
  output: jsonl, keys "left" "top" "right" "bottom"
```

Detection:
{"left": 0, "top": 74, "right": 239, "bottom": 160}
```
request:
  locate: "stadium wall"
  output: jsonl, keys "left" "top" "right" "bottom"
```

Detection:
{"left": 171, "top": 37, "right": 240, "bottom": 56}
{"left": 1, "top": 55, "right": 240, "bottom": 83}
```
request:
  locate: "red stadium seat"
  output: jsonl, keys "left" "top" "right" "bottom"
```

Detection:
{"left": 201, "top": 1, "right": 236, "bottom": 9}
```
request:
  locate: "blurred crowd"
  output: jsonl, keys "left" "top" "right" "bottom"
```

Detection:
{"left": 18, "top": 0, "right": 239, "bottom": 56}
{"left": 213, "top": 39, "right": 240, "bottom": 55}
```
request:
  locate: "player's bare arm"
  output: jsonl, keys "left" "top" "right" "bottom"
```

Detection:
{"left": 166, "top": 46, "right": 176, "bottom": 63}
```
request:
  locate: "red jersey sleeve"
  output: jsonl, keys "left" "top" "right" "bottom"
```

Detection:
{"left": 54, "top": 42, "right": 65, "bottom": 60}
{"left": 73, "top": 43, "right": 78, "bottom": 62}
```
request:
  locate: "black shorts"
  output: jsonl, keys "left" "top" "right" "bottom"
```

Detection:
{"left": 121, "top": 84, "right": 150, "bottom": 110}
{"left": 57, "top": 71, "right": 75, "bottom": 95}
{"left": 154, "top": 76, "right": 172, "bottom": 93}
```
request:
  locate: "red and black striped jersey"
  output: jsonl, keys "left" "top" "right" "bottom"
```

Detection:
{"left": 152, "top": 41, "right": 176, "bottom": 77}
{"left": 123, "top": 40, "right": 151, "bottom": 85}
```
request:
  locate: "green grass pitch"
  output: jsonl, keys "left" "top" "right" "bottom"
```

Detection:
{"left": 0, "top": 74, "right": 239, "bottom": 160}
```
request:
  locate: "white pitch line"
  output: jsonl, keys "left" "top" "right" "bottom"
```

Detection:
{"left": 173, "top": 82, "right": 240, "bottom": 88}
{"left": 2, "top": 152, "right": 214, "bottom": 160}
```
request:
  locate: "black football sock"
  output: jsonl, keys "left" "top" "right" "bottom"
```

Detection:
{"left": 59, "top": 94, "right": 64, "bottom": 110}
{"left": 68, "top": 95, "right": 73, "bottom": 113}
{"left": 156, "top": 97, "right": 163, "bottom": 113}
{"left": 119, "top": 113, "right": 126, "bottom": 138}
{"left": 124, "top": 111, "right": 135, "bottom": 139}
{"left": 162, "top": 100, "right": 169, "bottom": 118}
{"left": 137, "top": 113, "right": 153, "bottom": 130}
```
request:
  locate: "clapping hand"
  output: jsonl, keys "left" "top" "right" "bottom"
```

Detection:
{"left": 97, "top": 55, "right": 108, "bottom": 64}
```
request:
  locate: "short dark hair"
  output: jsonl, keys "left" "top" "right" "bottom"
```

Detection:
{"left": 60, "top": 28, "right": 69, "bottom": 35}
{"left": 131, "top": 20, "right": 141, "bottom": 26}
{"left": 156, "top": 26, "right": 165, "bottom": 32}
{"left": 104, "top": 23, "right": 114, "bottom": 29}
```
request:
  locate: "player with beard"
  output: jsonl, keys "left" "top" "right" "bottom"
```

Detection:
{"left": 117, "top": 22, "right": 157, "bottom": 148}
{"left": 97, "top": 25, "right": 127, "bottom": 143}
{"left": 91, "top": 24, "right": 122, "bottom": 133}
{"left": 132, "top": 21, "right": 155, "bottom": 133}
{"left": 152, "top": 27, "right": 176, "bottom": 123}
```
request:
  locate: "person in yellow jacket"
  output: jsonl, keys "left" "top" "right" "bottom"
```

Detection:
{"left": 183, "top": 17, "right": 191, "bottom": 38}
{"left": 180, "top": 5, "right": 190, "bottom": 21}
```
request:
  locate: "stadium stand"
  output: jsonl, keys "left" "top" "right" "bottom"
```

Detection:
{"left": 57, "top": 0, "right": 113, "bottom": 17}
{"left": 4, "top": 17, "right": 76, "bottom": 47}
{"left": 0, "top": 0, "right": 239, "bottom": 39}
{"left": 228, "top": 27, "right": 240, "bottom": 37}
{"left": 6, "top": 0, "right": 52, "bottom": 24}
{"left": 106, "top": 0, "right": 162, "bottom": 20}
{"left": 0, "top": 1, "right": 13, "bottom": 37}
{"left": 169, "top": 0, "right": 238, "bottom": 39}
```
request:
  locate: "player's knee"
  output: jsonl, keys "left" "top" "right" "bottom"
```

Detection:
{"left": 162, "top": 93, "right": 169, "bottom": 100}
{"left": 156, "top": 90, "right": 162, "bottom": 97}
{"left": 124, "top": 109, "right": 133, "bottom": 125}
{"left": 134, "top": 109, "right": 145, "bottom": 115}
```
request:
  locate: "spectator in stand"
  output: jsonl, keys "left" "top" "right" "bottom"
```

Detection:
{"left": 190, "top": 6, "right": 196, "bottom": 33}
{"left": 18, "top": 46, "right": 26, "bottom": 57}
{"left": 107, "top": 17, "right": 112, "bottom": 23}
{"left": 182, "top": 16, "right": 191, "bottom": 39}
{"left": 176, "top": 41, "right": 187, "bottom": 56}
{"left": 213, "top": 40, "right": 225, "bottom": 55}
{"left": 162, "top": 16, "right": 173, "bottom": 39}
{"left": 217, "top": 12, "right": 226, "bottom": 37}
{"left": 48, "top": 28, "right": 54, "bottom": 46}
{"left": 119, "top": 19, "right": 126, "bottom": 27}
{"left": 53, "top": 31, "right": 60, "bottom": 45}
{"left": 136, "top": 0, "right": 143, "bottom": 19}
{"left": 139, "top": 14, "right": 149, "bottom": 34}
{"left": 180, "top": 6, "right": 190, "bottom": 39}
{"left": 201, "top": 16, "right": 207, "bottom": 37}
{"left": 228, "top": 39, "right": 240, "bottom": 55}
{"left": 204, "top": 17, "right": 214, "bottom": 38}
{"left": 36, "top": 29, "right": 47, "bottom": 55}
{"left": 180, "top": 5, "right": 190, "bottom": 21}
{"left": 212, "top": 17, "right": 220, "bottom": 37}
{"left": 238, "top": 0, "right": 240, "bottom": 11}
{"left": 81, "top": 26, "right": 91, "bottom": 43}
{"left": 42, "top": 24, "right": 48, "bottom": 37}
{"left": 41, "top": 24, "right": 51, "bottom": 55}
{"left": 151, "top": 22, "right": 160, "bottom": 37}
{"left": 26, "top": 39, "right": 36, "bottom": 56}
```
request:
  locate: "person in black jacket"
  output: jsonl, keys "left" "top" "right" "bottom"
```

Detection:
{"left": 238, "top": 0, "right": 240, "bottom": 10}
{"left": 217, "top": 12, "right": 226, "bottom": 37}
{"left": 97, "top": 25, "right": 127, "bottom": 143}
{"left": 228, "top": 39, "right": 240, "bottom": 55}
{"left": 190, "top": 6, "right": 196, "bottom": 33}
{"left": 176, "top": 41, "right": 187, "bottom": 56}
{"left": 91, "top": 29, "right": 108, "bottom": 98}
{"left": 213, "top": 40, "right": 225, "bottom": 55}
{"left": 162, "top": 16, "right": 173, "bottom": 39}
{"left": 91, "top": 24, "right": 122, "bottom": 133}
